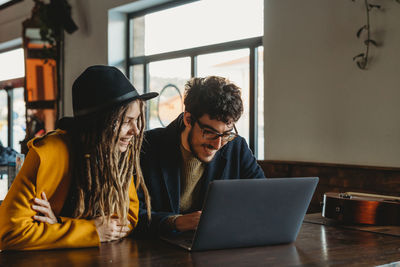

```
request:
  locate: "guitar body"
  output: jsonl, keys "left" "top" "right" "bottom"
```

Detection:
{"left": 322, "top": 192, "right": 400, "bottom": 225}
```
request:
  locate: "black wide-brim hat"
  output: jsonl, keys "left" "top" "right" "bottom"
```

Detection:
{"left": 72, "top": 65, "right": 158, "bottom": 117}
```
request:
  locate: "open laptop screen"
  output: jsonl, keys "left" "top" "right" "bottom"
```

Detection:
{"left": 162, "top": 177, "right": 318, "bottom": 251}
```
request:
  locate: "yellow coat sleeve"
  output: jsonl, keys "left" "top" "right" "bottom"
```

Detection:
{"left": 0, "top": 130, "right": 141, "bottom": 251}
{"left": 128, "top": 178, "right": 139, "bottom": 230}
{"left": 0, "top": 131, "right": 100, "bottom": 250}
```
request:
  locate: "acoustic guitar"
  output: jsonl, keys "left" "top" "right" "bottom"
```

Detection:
{"left": 322, "top": 192, "right": 400, "bottom": 225}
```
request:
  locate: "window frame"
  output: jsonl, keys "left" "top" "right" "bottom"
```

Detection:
{"left": 0, "top": 0, "right": 23, "bottom": 11}
{"left": 0, "top": 43, "right": 25, "bottom": 151}
{"left": 126, "top": 0, "right": 262, "bottom": 157}
{"left": 0, "top": 78, "right": 24, "bottom": 150}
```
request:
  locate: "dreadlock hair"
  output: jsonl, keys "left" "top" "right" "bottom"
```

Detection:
{"left": 67, "top": 100, "right": 151, "bottom": 224}
{"left": 184, "top": 76, "right": 243, "bottom": 124}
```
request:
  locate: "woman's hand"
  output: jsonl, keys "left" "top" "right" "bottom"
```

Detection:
{"left": 94, "top": 218, "right": 131, "bottom": 243}
{"left": 32, "top": 192, "right": 58, "bottom": 224}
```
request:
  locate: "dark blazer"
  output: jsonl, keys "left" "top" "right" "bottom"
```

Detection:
{"left": 135, "top": 113, "right": 265, "bottom": 237}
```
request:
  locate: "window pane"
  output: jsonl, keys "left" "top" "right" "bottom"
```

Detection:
{"left": 257, "top": 46, "right": 264, "bottom": 160}
{"left": 13, "top": 88, "right": 26, "bottom": 153}
{"left": 0, "top": 48, "right": 24, "bottom": 81}
{"left": 148, "top": 57, "right": 190, "bottom": 129}
{"left": 0, "top": 90, "right": 7, "bottom": 147}
{"left": 197, "top": 49, "right": 250, "bottom": 143}
{"left": 130, "top": 17, "right": 145, "bottom": 57}
{"left": 130, "top": 64, "right": 144, "bottom": 94}
{"left": 134, "top": 0, "right": 263, "bottom": 55}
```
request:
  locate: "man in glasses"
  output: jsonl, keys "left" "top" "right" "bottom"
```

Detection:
{"left": 136, "top": 76, "right": 265, "bottom": 237}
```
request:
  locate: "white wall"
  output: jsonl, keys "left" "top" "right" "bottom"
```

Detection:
{"left": 264, "top": 0, "right": 400, "bottom": 167}
{"left": 62, "top": 0, "right": 171, "bottom": 115}
{"left": 62, "top": 0, "right": 134, "bottom": 116}
{"left": 0, "top": 1, "right": 33, "bottom": 45}
{"left": 1, "top": 0, "right": 399, "bottom": 167}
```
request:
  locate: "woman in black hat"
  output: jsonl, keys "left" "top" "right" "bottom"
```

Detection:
{"left": 0, "top": 65, "right": 158, "bottom": 250}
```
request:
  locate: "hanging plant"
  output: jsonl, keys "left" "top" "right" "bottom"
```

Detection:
{"left": 23, "top": 0, "right": 78, "bottom": 60}
{"left": 352, "top": 0, "right": 400, "bottom": 70}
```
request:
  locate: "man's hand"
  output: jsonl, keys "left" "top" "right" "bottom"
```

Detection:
{"left": 94, "top": 218, "right": 131, "bottom": 243}
{"left": 32, "top": 192, "right": 58, "bottom": 224}
{"left": 174, "top": 211, "right": 202, "bottom": 232}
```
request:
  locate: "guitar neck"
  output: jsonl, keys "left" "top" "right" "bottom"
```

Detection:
{"left": 345, "top": 192, "right": 400, "bottom": 201}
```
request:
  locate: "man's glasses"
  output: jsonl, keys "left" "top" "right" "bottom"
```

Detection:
{"left": 196, "top": 120, "right": 238, "bottom": 142}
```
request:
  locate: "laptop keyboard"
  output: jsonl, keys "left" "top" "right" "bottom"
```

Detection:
{"left": 174, "top": 231, "right": 195, "bottom": 245}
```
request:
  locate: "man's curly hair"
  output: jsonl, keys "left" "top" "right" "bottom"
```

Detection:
{"left": 184, "top": 76, "right": 243, "bottom": 124}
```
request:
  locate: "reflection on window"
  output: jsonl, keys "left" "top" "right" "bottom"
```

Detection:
{"left": 148, "top": 58, "right": 190, "bottom": 128}
{"left": 197, "top": 49, "right": 250, "bottom": 141}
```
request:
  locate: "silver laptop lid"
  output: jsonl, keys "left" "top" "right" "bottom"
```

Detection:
{"left": 191, "top": 177, "right": 318, "bottom": 251}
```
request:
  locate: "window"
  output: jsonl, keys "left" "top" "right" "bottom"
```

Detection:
{"left": 0, "top": 90, "right": 7, "bottom": 146}
{"left": 0, "top": 48, "right": 24, "bottom": 81}
{"left": 0, "top": 48, "right": 26, "bottom": 153}
{"left": 127, "top": 0, "right": 264, "bottom": 158}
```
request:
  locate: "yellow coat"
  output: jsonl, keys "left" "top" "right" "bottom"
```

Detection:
{"left": 0, "top": 130, "right": 139, "bottom": 250}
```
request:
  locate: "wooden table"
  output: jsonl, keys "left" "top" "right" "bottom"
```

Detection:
{"left": 1, "top": 220, "right": 400, "bottom": 266}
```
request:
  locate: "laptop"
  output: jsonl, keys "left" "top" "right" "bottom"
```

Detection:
{"left": 161, "top": 177, "right": 318, "bottom": 251}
